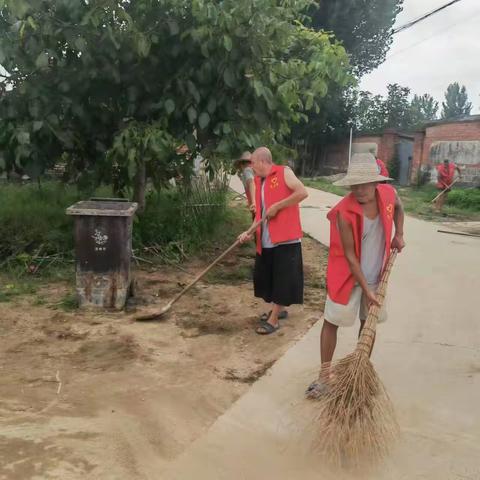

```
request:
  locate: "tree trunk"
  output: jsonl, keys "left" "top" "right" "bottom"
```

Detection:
{"left": 133, "top": 160, "right": 146, "bottom": 214}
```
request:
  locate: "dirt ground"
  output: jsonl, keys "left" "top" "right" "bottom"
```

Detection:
{"left": 0, "top": 234, "right": 327, "bottom": 479}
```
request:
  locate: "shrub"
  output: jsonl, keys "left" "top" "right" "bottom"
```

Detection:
{"left": 388, "top": 154, "right": 400, "bottom": 181}
{"left": 0, "top": 177, "right": 231, "bottom": 267}
{"left": 0, "top": 182, "right": 81, "bottom": 259}
{"left": 134, "top": 175, "right": 230, "bottom": 252}
{"left": 447, "top": 188, "right": 480, "bottom": 211}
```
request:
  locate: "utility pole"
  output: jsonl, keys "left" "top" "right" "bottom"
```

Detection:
{"left": 348, "top": 127, "right": 353, "bottom": 166}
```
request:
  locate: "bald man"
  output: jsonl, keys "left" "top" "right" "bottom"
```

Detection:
{"left": 238, "top": 147, "right": 308, "bottom": 334}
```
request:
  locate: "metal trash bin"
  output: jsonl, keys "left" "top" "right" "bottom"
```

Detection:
{"left": 66, "top": 198, "right": 138, "bottom": 309}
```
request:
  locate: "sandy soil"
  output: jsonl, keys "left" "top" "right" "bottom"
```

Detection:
{"left": 0, "top": 236, "right": 327, "bottom": 479}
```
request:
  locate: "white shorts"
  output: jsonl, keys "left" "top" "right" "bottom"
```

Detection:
{"left": 324, "top": 285, "right": 387, "bottom": 327}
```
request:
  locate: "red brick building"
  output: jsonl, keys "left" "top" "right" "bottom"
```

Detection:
{"left": 315, "top": 129, "right": 414, "bottom": 185}
{"left": 313, "top": 116, "right": 480, "bottom": 186}
{"left": 410, "top": 115, "right": 480, "bottom": 186}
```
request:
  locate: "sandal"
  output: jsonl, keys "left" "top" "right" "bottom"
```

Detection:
{"left": 256, "top": 320, "right": 280, "bottom": 335}
{"left": 259, "top": 310, "right": 288, "bottom": 322}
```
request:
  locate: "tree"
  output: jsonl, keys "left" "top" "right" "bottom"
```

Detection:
{"left": 441, "top": 82, "right": 472, "bottom": 119}
{"left": 353, "top": 84, "right": 439, "bottom": 132}
{"left": 295, "top": 0, "right": 404, "bottom": 171}
{"left": 353, "top": 84, "right": 412, "bottom": 132}
{"left": 309, "top": 0, "right": 404, "bottom": 75}
{"left": 410, "top": 94, "right": 438, "bottom": 128}
{"left": 383, "top": 83, "right": 412, "bottom": 130}
{"left": 354, "top": 91, "right": 386, "bottom": 132}
{"left": 0, "top": 0, "right": 350, "bottom": 210}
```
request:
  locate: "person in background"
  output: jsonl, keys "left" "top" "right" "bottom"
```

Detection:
{"left": 235, "top": 151, "right": 256, "bottom": 219}
{"left": 376, "top": 156, "right": 389, "bottom": 178}
{"left": 238, "top": 147, "right": 308, "bottom": 335}
{"left": 435, "top": 159, "right": 462, "bottom": 211}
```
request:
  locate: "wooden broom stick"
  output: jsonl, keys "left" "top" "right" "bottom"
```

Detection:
{"left": 356, "top": 249, "right": 398, "bottom": 357}
{"left": 431, "top": 178, "right": 459, "bottom": 204}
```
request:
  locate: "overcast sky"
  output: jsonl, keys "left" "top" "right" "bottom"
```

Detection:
{"left": 360, "top": 0, "right": 480, "bottom": 113}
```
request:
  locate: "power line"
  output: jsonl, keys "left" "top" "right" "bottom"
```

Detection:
{"left": 393, "top": 0, "right": 465, "bottom": 34}
{"left": 385, "top": 9, "right": 480, "bottom": 61}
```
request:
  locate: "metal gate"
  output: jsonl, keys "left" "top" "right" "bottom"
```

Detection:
{"left": 396, "top": 138, "right": 414, "bottom": 186}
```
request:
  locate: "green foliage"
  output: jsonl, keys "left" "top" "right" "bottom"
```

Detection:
{"left": 0, "top": 281, "right": 37, "bottom": 302}
{"left": 354, "top": 84, "right": 440, "bottom": 133}
{"left": 0, "top": 178, "right": 235, "bottom": 268}
{"left": 134, "top": 175, "right": 230, "bottom": 251}
{"left": 309, "top": 0, "right": 404, "bottom": 76}
{"left": 55, "top": 292, "right": 79, "bottom": 311}
{"left": 0, "top": 0, "right": 350, "bottom": 193}
{"left": 441, "top": 82, "right": 472, "bottom": 119}
{"left": 397, "top": 185, "right": 480, "bottom": 221}
{"left": 447, "top": 189, "right": 480, "bottom": 211}
{"left": 297, "top": 0, "right": 403, "bottom": 154}
{"left": 106, "top": 122, "right": 179, "bottom": 195}
{"left": 410, "top": 94, "right": 438, "bottom": 128}
{"left": 384, "top": 84, "right": 414, "bottom": 130}
{"left": 388, "top": 154, "right": 400, "bottom": 181}
{"left": 0, "top": 182, "right": 83, "bottom": 259}
{"left": 354, "top": 90, "right": 387, "bottom": 132}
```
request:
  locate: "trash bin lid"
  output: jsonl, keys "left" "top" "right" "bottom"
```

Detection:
{"left": 66, "top": 199, "right": 138, "bottom": 217}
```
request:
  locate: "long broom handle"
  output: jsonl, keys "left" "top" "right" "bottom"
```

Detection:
{"left": 165, "top": 217, "right": 263, "bottom": 309}
{"left": 431, "top": 177, "right": 459, "bottom": 203}
{"left": 356, "top": 249, "right": 398, "bottom": 357}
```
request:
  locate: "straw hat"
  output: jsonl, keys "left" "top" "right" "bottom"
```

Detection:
{"left": 333, "top": 153, "right": 392, "bottom": 186}
{"left": 234, "top": 151, "right": 252, "bottom": 168}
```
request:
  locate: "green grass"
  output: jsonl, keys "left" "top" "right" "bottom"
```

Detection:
{"left": 0, "top": 181, "right": 112, "bottom": 269}
{"left": 302, "top": 177, "right": 347, "bottom": 196}
{"left": 53, "top": 292, "right": 79, "bottom": 311}
{"left": 397, "top": 185, "right": 480, "bottom": 221}
{"left": 0, "top": 178, "right": 248, "bottom": 302}
{"left": 0, "top": 281, "right": 37, "bottom": 302}
{"left": 302, "top": 176, "right": 480, "bottom": 221}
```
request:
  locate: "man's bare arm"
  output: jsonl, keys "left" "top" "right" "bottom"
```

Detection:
{"left": 246, "top": 178, "right": 256, "bottom": 212}
{"left": 391, "top": 191, "right": 405, "bottom": 252}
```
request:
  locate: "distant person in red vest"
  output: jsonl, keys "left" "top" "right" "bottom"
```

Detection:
{"left": 376, "top": 157, "right": 389, "bottom": 177}
{"left": 238, "top": 147, "right": 308, "bottom": 335}
{"left": 234, "top": 151, "right": 256, "bottom": 219}
{"left": 306, "top": 153, "right": 405, "bottom": 398}
{"left": 435, "top": 159, "right": 462, "bottom": 211}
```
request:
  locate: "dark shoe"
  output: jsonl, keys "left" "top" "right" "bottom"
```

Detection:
{"left": 256, "top": 320, "right": 280, "bottom": 335}
{"left": 259, "top": 310, "right": 288, "bottom": 322}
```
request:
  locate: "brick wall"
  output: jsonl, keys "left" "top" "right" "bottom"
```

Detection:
{"left": 314, "top": 131, "right": 412, "bottom": 176}
{"left": 411, "top": 119, "right": 480, "bottom": 185}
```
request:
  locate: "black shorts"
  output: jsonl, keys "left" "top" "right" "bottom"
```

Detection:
{"left": 254, "top": 243, "right": 304, "bottom": 306}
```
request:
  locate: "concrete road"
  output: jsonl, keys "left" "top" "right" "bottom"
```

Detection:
{"left": 162, "top": 178, "right": 480, "bottom": 479}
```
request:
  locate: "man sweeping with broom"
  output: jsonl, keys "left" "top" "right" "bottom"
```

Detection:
{"left": 306, "top": 153, "right": 405, "bottom": 399}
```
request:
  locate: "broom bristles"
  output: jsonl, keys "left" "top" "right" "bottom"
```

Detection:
{"left": 313, "top": 352, "right": 399, "bottom": 467}
{"left": 311, "top": 250, "right": 399, "bottom": 467}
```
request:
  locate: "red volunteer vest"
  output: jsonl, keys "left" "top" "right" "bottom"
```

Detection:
{"left": 254, "top": 165, "right": 303, "bottom": 254}
{"left": 376, "top": 159, "right": 389, "bottom": 177}
{"left": 326, "top": 184, "right": 396, "bottom": 305}
{"left": 436, "top": 163, "right": 455, "bottom": 189}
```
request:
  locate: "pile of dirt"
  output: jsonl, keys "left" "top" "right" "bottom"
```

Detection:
{"left": 0, "top": 233, "right": 327, "bottom": 479}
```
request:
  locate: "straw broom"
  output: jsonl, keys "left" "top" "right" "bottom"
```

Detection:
{"left": 311, "top": 249, "right": 399, "bottom": 468}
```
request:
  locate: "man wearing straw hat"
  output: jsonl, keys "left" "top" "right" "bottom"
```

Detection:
{"left": 234, "top": 151, "right": 256, "bottom": 219}
{"left": 306, "top": 153, "right": 405, "bottom": 398}
{"left": 238, "top": 147, "right": 308, "bottom": 335}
